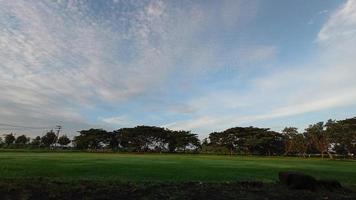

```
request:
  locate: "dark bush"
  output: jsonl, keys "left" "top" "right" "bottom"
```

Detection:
{"left": 279, "top": 171, "right": 344, "bottom": 192}
{"left": 317, "top": 179, "right": 342, "bottom": 191}
{"left": 279, "top": 171, "right": 318, "bottom": 190}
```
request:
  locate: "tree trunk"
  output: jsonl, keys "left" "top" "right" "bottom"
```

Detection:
{"left": 327, "top": 151, "right": 333, "bottom": 159}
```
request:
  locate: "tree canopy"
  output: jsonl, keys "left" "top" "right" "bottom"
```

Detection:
{"left": 1, "top": 116, "right": 356, "bottom": 157}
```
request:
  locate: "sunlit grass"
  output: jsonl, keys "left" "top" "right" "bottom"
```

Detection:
{"left": 0, "top": 152, "right": 355, "bottom": 185}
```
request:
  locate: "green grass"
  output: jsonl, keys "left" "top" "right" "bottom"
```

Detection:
{"left": 0, "top": 152, "right": 355, "bottom": 185}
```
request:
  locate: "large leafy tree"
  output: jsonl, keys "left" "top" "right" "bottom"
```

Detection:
{"left": 305, "top": 122, "right": 332, "bottom": 158}
{"left": 114, "top": 126, "right": 157, "bottom": 152}
{"left": 209, "top": 127, "right": 283, "bottom": 155}
{"left": 15, "top": 135, "right": 29, "bottom": 145}
{"left": 167, "top": 130, "right": 200, "bottom": 152}
{"left": 73, "top": 129, "right": 108, "bottom": 150}
{"left": 326, "top": 118, "right": 356, "bottom": 156}
{"left": 31, "top": 136, "right": 41, "bottom": 146}
{"left": 112, "top": 126, "right": 200, "bottom": 153}
{"left": 209, "top": 130, "right": 239, "bottom": 155}
{"left": 41, "top": 130, "right": 57, "bottom": 147}
{"left": 58, "top": 135, "right": 71, "bottom": 146}
{"left": 281, "top": 127, "right": 308, "bottom": 156}
{"left": 4, "top": 133, "right": 15, "bottom": 146}
{"left": 293, "top": 134, "right": 308, "bottom": 157}
{"left": 282, "top": 127, "right": 298, "bottom": 155}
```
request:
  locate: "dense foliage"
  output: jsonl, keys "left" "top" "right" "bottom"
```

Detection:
{"left": 0, "top": 117, "right": 355, "bottom": 157}
{"left": 73, "top": 126, "right": 200, "bottom": 152}
{"left": 205, "top": 127, "right": 283, "bottom": 155}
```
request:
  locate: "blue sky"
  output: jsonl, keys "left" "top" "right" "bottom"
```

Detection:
{"left": 0, "top": 0, "right": 356, "bottom": 138}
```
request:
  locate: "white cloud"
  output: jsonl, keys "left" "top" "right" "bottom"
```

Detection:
{"left": 317, "top": 0, "right": 356, "bottom": 42}
{"left": 0, "top": 0, "right": 174, "bottom": 134}
{"left": 0, "top": 0, "right": 258, "bottom": 136}
{"left": 167, "top": 116, "right": 220, "bottom": 133}
{"left": 237, "top": 45, "right": 277, "bottom": 64}
{"left": 100, "top": 116, "right": 133, "bottom": 127}
{"left": 168, "top": 88, "right": 356, "bottom": 135}
{"left": 168, "top": 0, "right": 356, "bottom": 134}
{"left": 3, "top": 0, "right": 353, "bottom": 137}
{"left": 318, "top": 10, "right": 329, "bottom": 15}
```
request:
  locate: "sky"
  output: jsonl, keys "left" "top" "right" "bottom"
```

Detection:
{"left": 0, "top": 0, "right": 356, "bottom": 138}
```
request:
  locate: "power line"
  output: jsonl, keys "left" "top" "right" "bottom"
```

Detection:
{"left": 53, "top": 125, "right": 62, "bottom": 146}
{"left": 0, "top": 123, "right": 54, "bottom": 129}
{"left": 0, "top": 127, "right": 45, "bottom": 131}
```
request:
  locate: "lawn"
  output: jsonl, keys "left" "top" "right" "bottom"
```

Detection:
{"left": 0, "top": 152, "right": 355, "bottom": 185}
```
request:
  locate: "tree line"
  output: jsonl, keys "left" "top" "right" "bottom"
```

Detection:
{"left": 74, "top": 126, "right": 200, "bottom": 152}
{"left": 202, "top": 117, "right": 356, "bottom": 158}
{"left": 0, "top": 117, "right": 355, "bottom": 157}
{"left": 0, "top": 126, "right": 200, "bottom": 153}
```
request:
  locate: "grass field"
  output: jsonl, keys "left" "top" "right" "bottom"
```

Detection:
{"left": 1, "top": 152, "right": 356, "bottom": 185}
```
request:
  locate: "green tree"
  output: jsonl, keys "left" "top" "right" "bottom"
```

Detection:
{"left": 167, "top": 130, "right": 200, "bottom": 152}
{"left": 305, "top": 122, "right": 332, "bottom": 158}
{"left": 114, "top": 127, "right": 148, "bottom": 152}
{"left": 58, "top": 135, "right": 71, "bottom": 146}
{"left": 0, "top": 137, "right": 3, "bottom": 147}
{"left": 41, "top": 130, "right": 57, "bottom": 147}
{"left": 209, "top": 130, "right": 238, "bottom": 155}
{"left": 326, "top": 118, "right": 356, "bottom": 156}
{"left": 4, "top": 133, "right": 15, "bottom": 146}
{"left": 293, "top": 134, "right": 308, "bottom": 157}
{"left": 15, "top": 135, "right": 29, "bottom": 145}
{"left": 73, "top": 129, "right": 108, "bottom": 150}
{"left": 209, "top": 127, "right": 283, "bottom": 155}
{"left": 31, "top": 136, "right": 41, "bottom": 146}
{"left": 113, "top": 126, "right": 199, "bottom": 153}
{"left": 282, "top": 127, "right": 298, "bottom": 155}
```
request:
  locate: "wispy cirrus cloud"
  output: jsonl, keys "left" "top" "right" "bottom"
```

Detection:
{"left": 0, "top": 0, "right": 261, "bottom": 135}
{"left": 0, "top": 0, "right": 173, "bottom": 133}
{"left": 1, "top": 0, "right": 353, "bottom": 137}
{"left": 167, "top": 0, "right": 356, "bottom": 134}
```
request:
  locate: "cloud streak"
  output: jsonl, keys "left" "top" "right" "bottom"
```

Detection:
{"left": 167, "top": 0, "right": 356, "bottom": 134}
{"left": 0, "top": 0, "right": 260, "bottom": 135}
{"left": 0, "top": 0, "right": 174, "bottom": 134}
{"left": 1, "top": 0, "right": 355, "bottom": 137}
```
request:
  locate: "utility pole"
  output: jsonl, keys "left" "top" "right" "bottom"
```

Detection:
{"left": 52, "top": 125, "right": 61, "bottom": 148}
{"left": 55, "top": 125, "right": 62, "bottom": 139}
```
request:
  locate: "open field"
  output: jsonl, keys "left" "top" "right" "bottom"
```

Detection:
{"left": 0, "top": 152, "right": 355, "bottom": 185}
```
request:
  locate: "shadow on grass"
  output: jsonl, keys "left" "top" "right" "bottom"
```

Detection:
{"left": 0, "top": 178, "right": 355, "bottom": 200}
